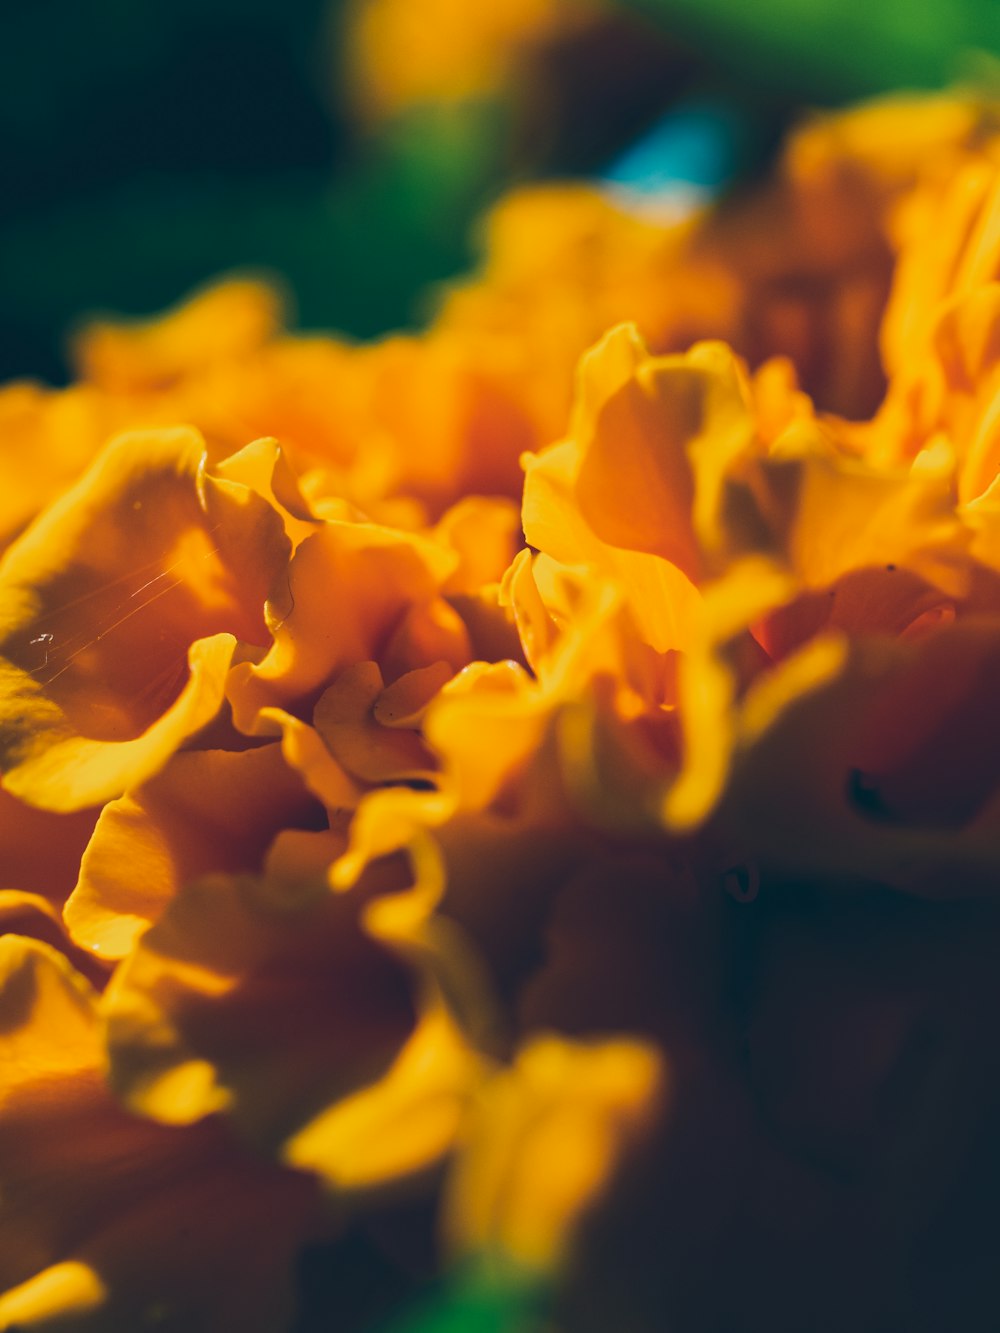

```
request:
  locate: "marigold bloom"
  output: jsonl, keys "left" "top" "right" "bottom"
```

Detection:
{"left": 5, "top": 87, "right": 1000, "bottom": 1332}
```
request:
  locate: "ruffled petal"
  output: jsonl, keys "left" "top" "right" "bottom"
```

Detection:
{"left": 104, "top": 873, "right": 419, "bottom": 1151}
{"left": 65, "top": 744, "right": 321, "bottom": 960}
{"left": 0, "top": 426, "right": 289, "bottom": 809}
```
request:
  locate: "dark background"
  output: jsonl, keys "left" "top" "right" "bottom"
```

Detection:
{"left": 1, "top": 0, "right": 995, "bottom": 386}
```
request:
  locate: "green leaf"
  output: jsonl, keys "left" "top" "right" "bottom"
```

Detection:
{"left": 381, "top": 1263, "right": 548, "bottom": 1333}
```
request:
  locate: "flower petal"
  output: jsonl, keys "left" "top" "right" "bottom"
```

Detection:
{"left": 0, "top": 935, "right": 319, "bottom": 1331}
{"left": 105, "top": 873, "right": 419, "bottom": 1151}
{"left": 0, "top": 426, "right": 289, "bottom": 809}
{"left": 65, "top": 744, "right": 321, "bottom": 961}
{"left": 443, "top": 1035, "right": 663, "bottom": 1271}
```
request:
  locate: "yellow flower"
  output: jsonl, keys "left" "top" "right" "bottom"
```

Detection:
{"left": 344, "top": 0, "right": 605, "bottom": 119}
{"left": 0, "top": 382, "right": 126, "bottom": 548}
{"left": 517, "top": 305, "right": 988, "bottom": 832}
{"left": 72, "top": 279, "right": 284, "bottom": 396}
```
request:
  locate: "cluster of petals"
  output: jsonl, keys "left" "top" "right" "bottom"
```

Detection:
{"left": 4, "top": 90, "right": 1000, "bottom": 1330}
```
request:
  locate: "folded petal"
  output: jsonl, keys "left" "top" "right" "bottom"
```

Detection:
{"left": 65, "top": 744, "right": 323, "bottom": 961}
{"left": 442, "top": 1035, "right": 663, "bottom": 1272}
{"left": 227, "top": 516, "right": 459, "bottom": 732}
{"left": 104, "top": 873, "right": 419, "bottom": 1151}
{"left": 0, "top": 426, "right": 289, "bottom": 809}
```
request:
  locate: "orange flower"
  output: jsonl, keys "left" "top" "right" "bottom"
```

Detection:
{"left": 5, "top": 87, "right": 1000, "bottom": 1332}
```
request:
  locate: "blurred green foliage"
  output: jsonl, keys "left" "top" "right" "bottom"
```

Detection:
{"left": 2, "top": 0, "right": 999, "bottom": 385}
{"left": 628, "top": 0, "right": 1000, "bottom": 101}
{"left": 0, "top": 0, "right": 487, "bottom": 382}
{"left": 379, "top": 1264, "right": 547, "bottom": 1333}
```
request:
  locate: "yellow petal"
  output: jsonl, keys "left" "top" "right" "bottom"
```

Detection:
{"left": 0, "top": 941, "right": 319, "bottom": 1332}
{"left": 732, "top": 450, "right": 969, "bottom": 598}
{"left": 65, "top": 744, "right": 319, "bottom": 960}
{"left": 284, "top": 992, "right": 493, "bottom": 1191}
{"left": 104, "top": 873, "right": 418, "bottom": 1150}
{"left": 434, "top": 495, "right": 522, "bottom": 595}
{"left": 574, "top": 338, "right": 755, "bottom": 579}
{"left": 443, "top": 1034, "right": 663, "bottom": 1271}
{"left": 313, "top": 662, "right": 437, "bottom": 784}
{"left": 0, "top": 426, "right": 289, "bottom": 809}
{"left": 227, "top": 517, "right": 457, "bottom": 731}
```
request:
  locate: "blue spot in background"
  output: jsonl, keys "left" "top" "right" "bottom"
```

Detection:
{"left": 601, "top": 99, "right": 744, "bottom": 209}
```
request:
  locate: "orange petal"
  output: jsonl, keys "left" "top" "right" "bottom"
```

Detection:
{"left": 227, "top": 517, "right": 456, "bottom": 730}
{"left": 105, "top": 873, "right": 418, "bottom": 1151}
{"left": 0, "top": 426, "right": 289, "bottom": 809}
{"left": 65, "top": 744, "right": 321, "bottom": 961}
{"left": 0, "top": 936, "right": 319, "bottom": 1331}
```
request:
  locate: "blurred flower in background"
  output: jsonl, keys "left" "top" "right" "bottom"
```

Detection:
{"left": 5, "top": 0, "right": 994, "bottom": 389}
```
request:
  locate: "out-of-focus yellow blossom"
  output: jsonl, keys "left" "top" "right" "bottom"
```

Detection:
{"left": 859, "top": 141, "right": 1000, "bottom": 517}
{"left": 344, "top": 0, "right": 604, "bottom": 120}
{"left": 73, "top": 280, "right": 285, "bottom": 396}
{"left": 443, "top": 1035, "right": 663, "bottom": 1271}
{"left": 0, "top": 383, "right": 129, "bottom": 548}
{"left": 0, "top": 89, "right": 985, "bottom": 556}
{"left": 442, "top": 92, "right": 1000, "bottom": 425}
